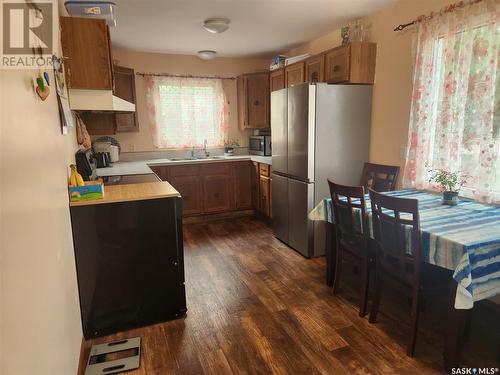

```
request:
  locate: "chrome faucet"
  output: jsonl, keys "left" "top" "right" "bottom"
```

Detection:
{"left": 203, "top": 139, "right": 209, "bottom": 157}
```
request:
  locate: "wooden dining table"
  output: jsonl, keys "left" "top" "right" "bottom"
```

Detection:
{"left": 309, "top": 189, "right": 500, "bottom": 371}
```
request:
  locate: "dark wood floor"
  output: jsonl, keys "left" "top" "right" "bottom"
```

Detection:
{"left": 79, "top": 217, "right": 499, "bottom": 374}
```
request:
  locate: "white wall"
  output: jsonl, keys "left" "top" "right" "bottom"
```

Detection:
{"left": 0, "top": 2, "right": 82, "bottom": 373}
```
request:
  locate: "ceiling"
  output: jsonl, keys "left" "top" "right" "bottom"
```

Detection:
{"left": 111, "top": 0, "right": 397, "bottom": 58}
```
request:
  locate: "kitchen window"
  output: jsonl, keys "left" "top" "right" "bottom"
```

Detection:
{"left": 403, "top": 0, "right": 499, "bottom": 203}
{"left": 144, "top": 75, "right": 229, "bottom": 149}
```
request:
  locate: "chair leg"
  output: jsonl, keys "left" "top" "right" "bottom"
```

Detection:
{"left": 407, "top": 288, "right": 421, "bottom": 357}
{"left": 359, "top": 257, "right": 370, "bottom": 317}
{"left": 369, "top": 267, "right": 382, "bottom": 323}
{"left": 332, "top": 245, "right": 342, "bottom": 295}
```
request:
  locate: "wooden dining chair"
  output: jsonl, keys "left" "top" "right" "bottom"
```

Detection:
{"left": 361, "top": 163, "right": 400, "bottom": 192}
{"left": 328, "top": 180, "right": 373, "bottom": 317}
{"left": 368, "top": 189, "right": 423, "bottom": 357}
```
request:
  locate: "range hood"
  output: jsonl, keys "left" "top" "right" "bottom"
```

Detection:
{"left": 68, "top": 89, "right": 135, "bottom": 112}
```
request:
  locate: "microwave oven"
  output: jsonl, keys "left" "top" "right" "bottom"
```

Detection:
{"left": 249, "top": 135, "right": 271, "bottom": 156}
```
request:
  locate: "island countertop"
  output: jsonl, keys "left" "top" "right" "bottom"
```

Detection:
{"left": 69, "top": 181, "right": 180, "bottom": 207}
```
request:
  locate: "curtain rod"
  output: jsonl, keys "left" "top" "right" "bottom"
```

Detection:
{"left": 393, "top": 0, "right": 484, "bottom": 31}
{"left": 136, "top": 72, "right": 236, "bottom": 80}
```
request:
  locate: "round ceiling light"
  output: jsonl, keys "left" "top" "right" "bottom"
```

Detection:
{"left": 197, "top": 50, "right": 217, "bottom": 60}
{"left": 202, "top": 18, "right": 230, "bottom": 34}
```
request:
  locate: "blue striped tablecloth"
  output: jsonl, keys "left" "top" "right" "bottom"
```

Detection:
{"left": 308, "top": 190, "right": 500, "bottom": 310}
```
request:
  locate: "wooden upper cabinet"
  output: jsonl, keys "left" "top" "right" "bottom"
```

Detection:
{"left": 238, "top": 73, "right": 269, "bottom": 129}
{"left": 114, "top": 65, "right": 139, "bottom": 132}
{"left": 285, "top": 62, "right": 305, "bottom": 87}
{"left": 270, "top": 69, "right": 285, "bottom": 92}
{"left": 325, "top": 42, "right": 376, "bottom": 84}
{"left": 60, "top": 17, "right": 113, "bottom": 90}
{"left": 305, "top": 55, "right": 325, "bottom": 83}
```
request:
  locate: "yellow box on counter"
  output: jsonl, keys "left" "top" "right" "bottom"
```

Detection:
{"left": 69, "top": 181, "right": 104, "bottom": 202}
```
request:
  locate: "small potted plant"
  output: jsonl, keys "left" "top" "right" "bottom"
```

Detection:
{"left": 224, "top": 139, "right": 240, "bottom": 156}
{"left": 427, "top": 165, "right": 467, "bottom": 206}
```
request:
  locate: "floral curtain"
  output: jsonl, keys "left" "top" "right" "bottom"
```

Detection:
{"left": 144, "top": 76, "right": 229, "bottom": 149}
{"left": 403, "top": 0, "right": 500, "bottom": 202}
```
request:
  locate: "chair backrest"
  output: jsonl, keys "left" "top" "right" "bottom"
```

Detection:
{"left": 328, "top": 180, "right": 368, "bottom": 255}
{"left": 361, "top": 163, "right": 400, "bottom": 192}
{"left": 369, "top": 189, "right": 422, "bottom": 284}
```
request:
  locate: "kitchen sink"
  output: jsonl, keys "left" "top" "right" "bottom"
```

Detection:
{"left": 170, "top": 156, "right": 225, "bottom": 161}
{"left": 169, "top": 157, "right": 198, "bottom": 161}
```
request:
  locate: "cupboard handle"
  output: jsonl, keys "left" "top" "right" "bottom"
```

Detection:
{"left": 333, "top": 65, "right": 341, "bottom": 72}
{"left": 253, "top": 100, "right": 260, "bottom": 106}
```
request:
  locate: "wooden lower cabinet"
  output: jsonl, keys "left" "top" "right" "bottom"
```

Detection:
{"left": 203, "top": 174, "right": 232, "bottom": 213}
{"left": 149, "top": 165, "right": 168, "bottom": 181}
{"left": 259, "top": 175, "right": 271, "bottom": 217}
{"left": 153, "top": 161, "right": 272, "bottom": 219}
{"left": 234, "top": 162, "right": 253, "bottom": 210}
{"left": 251, "top": 162, "right": 260, "bottom": 209}
{"left": 154, "top": 161, "right": 253, "bottom": 217}
{"left": 169, "top": 175, "right": 202, "bottom": 215}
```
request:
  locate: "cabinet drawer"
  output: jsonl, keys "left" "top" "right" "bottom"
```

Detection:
{"left": 325, "top": 46, "right": 350, "bottom": 83}
{"left": 169, "top": 164, "right": 200, "bottom": 176}
{"left": 259, "top": 163, "right": 270, "bottom": 177}
{"left": 202, "top": 162, "right": 231, "bottom": 175}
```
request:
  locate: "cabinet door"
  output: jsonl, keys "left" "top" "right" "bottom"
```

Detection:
{"left": 305, "top": 55, "right": 325, "bottom": 83}
{"left": 269, "top": 175, "right": 273, "bottom": 219}
{"left": 259, "top": 175, "right": 270, "bottom": 217}
{"left": 237, "top": 75, "right": 247, "bottom": 128}
{"left": 325, "top": 46, "right": 350, "bottom": 83}
{"left": 60, "top": 17, "right": 113, "bottom": 90}
{"left": 270, "top": 69, "right": 285, "bottom": 92}
{"left": 149, "top": 166, "right": 168, "bottom": 181}
{"left": 349, "top": 42, "right": 377, "bottom": 84}
{"left": 285, "top": 62, "right": 305, "bottom": 87}
{"left": 251, "top": 162, "right": 260, "bottom": 210}
{"left": 114, "top": 65, "right": 139, "bottom": 132}
{"left": 81, "top": 112, "right": 116, "bottom": 135}
{"left": 246, "top": 73, "right": 269, "bottom": 129}
{"left": 169, "top": 175, "right": 202, "bottom": 215}
{"left": 233, "top": 162, "right": 252, "bottom": 210}
{"left": 203, "top": 174, "right": 232, "bottom": 213}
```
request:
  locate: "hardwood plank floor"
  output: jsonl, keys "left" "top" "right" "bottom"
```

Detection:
{"left": 78, "top": 218, "right": 499, "bottom": 374}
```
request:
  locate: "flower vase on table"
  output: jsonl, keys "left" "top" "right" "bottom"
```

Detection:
{"left": 426, "top": 165, "right": 466, "bottom": 206}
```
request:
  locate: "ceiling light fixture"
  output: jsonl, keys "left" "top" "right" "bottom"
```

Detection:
{"left": 202, "top": 18, "right": 230, "bottom": 34}
{"left": 197, "top": 50, "right": 217, "bottom": 60}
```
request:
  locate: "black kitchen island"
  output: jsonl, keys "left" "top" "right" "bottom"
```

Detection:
{"left": 70, "top": 182, "right": 186, "bottom": 338}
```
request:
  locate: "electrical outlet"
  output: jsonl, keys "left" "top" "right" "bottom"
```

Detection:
{"left": 129, "top": 144, "right": 136, "bottom": 152}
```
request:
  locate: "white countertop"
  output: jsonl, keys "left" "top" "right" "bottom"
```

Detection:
{"left": 96, "top": 155, "right": 272, "bottom": 177}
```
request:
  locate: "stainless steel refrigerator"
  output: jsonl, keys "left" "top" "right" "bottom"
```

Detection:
{"left": 271, "top": 83, "right": 372, "bottom": 258}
